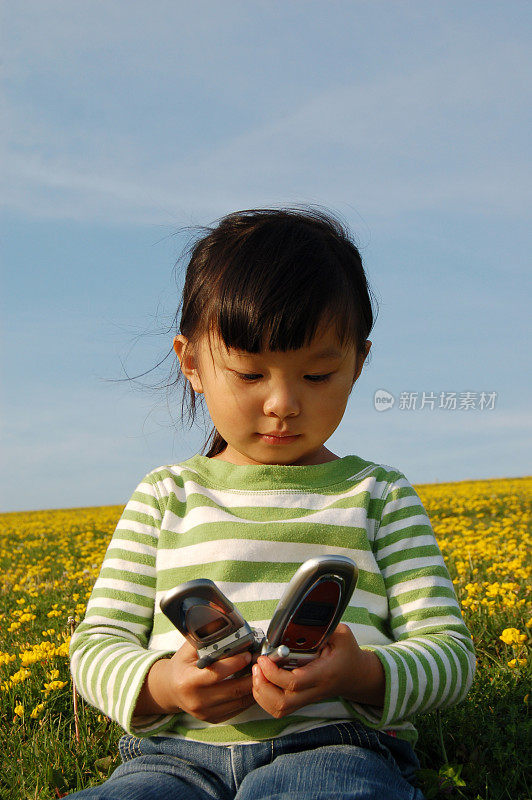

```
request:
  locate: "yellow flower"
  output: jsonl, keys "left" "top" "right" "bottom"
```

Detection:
{"left": 508, "top": 658, "right": 528, "bottom": 668}
{"left": 499, "top": 628, "right": 527, "bottom": 645}
{"left": 14, "top": 704, "right": 24, "bottom": 717}
{"left": 10, "top": 667, "right": 31, "bottom": 684}
{"left": 18, "top": 612, "right": 36, "bottom": 623}
{"left": 19, "top": 651, "right": 40, "bottom": 667}
{"left": 42, "top": 679, "right": 67, "bottom": 695}
{"left": 30, "top": 702, "right": 46, "bottom": 719}
{"left": 7, "top": 621, "right": 21, "bottom": 632}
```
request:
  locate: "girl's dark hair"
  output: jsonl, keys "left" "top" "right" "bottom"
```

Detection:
{"left": 177, "top": 207, "right": 378, "bottom": 458}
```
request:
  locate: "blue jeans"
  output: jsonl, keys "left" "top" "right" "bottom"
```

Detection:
{"left": 67, "top": 721, "right": 425, "bottom": 799}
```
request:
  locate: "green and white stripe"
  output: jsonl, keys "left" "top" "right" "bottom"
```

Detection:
{"left": 70, "top": 454, "right": 475, "bottom": 746}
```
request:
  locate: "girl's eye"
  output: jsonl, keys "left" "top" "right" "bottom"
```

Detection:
{"left": 234, "top": 372, "right": 332, "bottom": 383}
{"left": 236, "top": 373, "right": 263, "bottom": 382}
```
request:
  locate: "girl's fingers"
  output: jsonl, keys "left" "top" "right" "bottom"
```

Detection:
{"left": 204, "top": 650, "right": 253, "bottom": 681}
{"left": 196, "top": 676, "right": 255, "bottom": 722}
{"left": 252, "top": 662, "right": 316, "bottom": 717}
{"left": 255, "top": 655, "right": 319, "bottom": 691}
{"left": 173, "top": 642, "right": 254, "bottom": 679}
{"left": 252, "top": 662, "right": 281, "bottom": 705}
{"left": 179, "top": 668, "right": 254, "bottom": 722}
{"left": 199, "top": 668, "right": 254, "bottom": 706}
{"left": 172, "top": 639, "right": 204, "bottom": 664}
{"left": 208, "top": 691, "right": 256, "bottom": 723}
{"left": 169, "top": 646, "right": 254, "bottom": 718}
{"left": 255, "top": 656, "right": 292, "bottom": 688}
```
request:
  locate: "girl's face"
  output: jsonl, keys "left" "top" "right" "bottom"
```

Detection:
{"left": 174, "top": 326, "right": 371, "bottom": 466}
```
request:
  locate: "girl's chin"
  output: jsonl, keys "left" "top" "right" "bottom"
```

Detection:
{"left": 214, "top": 444, "right": 300, "bottom": 466}
{"left": 215, "top": 439, "right": 335, "bottom": 467}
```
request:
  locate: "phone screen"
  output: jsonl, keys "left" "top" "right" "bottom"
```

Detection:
{"left": 292, "top": 601, "right": 335, "bottom": 626}
{"left": 281, "top": 579, "right": 341, "bottom": 649}
{"left": 195, "top": 617, "right": 228, "bottom": 638}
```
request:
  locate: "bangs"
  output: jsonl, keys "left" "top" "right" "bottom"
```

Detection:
{"left": 202, "top": 223, "right": 362, "bottom": 353}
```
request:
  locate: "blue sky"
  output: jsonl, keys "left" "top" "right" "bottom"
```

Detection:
{"left": 2, "top": 1, "right": 531, "bottom": 511}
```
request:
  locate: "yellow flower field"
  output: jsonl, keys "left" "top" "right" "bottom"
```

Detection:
{"left": 0, "top": 477, "right": 530, "bottom": 798}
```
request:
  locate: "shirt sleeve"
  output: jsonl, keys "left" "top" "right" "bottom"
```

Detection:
{"left": 69, "top": 472, "right": 178, "bottom": 736}
{"left": 351, "top": 471, "right": 476, "bottom": 728}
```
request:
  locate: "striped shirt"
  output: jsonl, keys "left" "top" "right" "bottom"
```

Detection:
{"left": 70, "top": 454, "right": 476, "bottom": 746}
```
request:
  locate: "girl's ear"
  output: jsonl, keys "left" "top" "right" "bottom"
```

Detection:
{"left": 173, "top": 335, "right": 204, "bottom": 394}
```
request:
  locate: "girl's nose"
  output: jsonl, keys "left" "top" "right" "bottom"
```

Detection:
{"left": 263, "top": 382, "right": 300, "bottom": 419}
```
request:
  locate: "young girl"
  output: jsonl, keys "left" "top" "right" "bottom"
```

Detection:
{"left": 68, "top": 208, "right": 475, "bottom": 799}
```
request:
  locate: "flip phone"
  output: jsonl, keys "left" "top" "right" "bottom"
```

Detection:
{"left": 261, "top": 555, "right": 358, "bottom": 668}
{"left": 159, "top": 579, "right": 262, "bottom": 668}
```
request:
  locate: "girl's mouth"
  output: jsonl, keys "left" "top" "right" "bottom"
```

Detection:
{"left": 259, "top": 433, "right": 300, "bottom": 444}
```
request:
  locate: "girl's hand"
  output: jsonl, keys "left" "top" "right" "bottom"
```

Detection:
{"left": 134, "top": 640, "right": 255, "bottom": 724}
{"left": 251, "top": 624, "right": 385, "bottom": 718}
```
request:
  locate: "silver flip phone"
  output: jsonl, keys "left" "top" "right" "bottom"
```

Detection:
{"left": 261, "top": 555, "right": 358, "bottom": 669}
{"left": 159, "top": 579, "right": 262, "bottom": 668}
